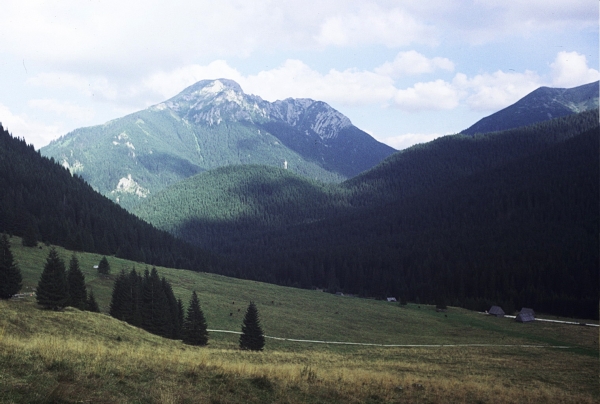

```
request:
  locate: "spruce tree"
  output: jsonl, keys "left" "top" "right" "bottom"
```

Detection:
{"left": 36, "top": 248, "right": 69, "bottom": 310}
{"left": 109, "top": 270, "right": 131, "bottom": 321}
{"left": 87, "top": 289, "right": 100, "bottom": 312}
{"left": 98, "top": 256, "right": 111, "bottom": 276}
{"left": 177, "top": 298, "right": 185, "bottom": 338}
{"left": 182, "top": 291, "right": 208, "bottom": 346}
{"left": 239, "top": 301, "right": 265, "bottom": 351}
{"left": 66, "top": 255, "right": 87, "bottom": 310}
{"left": 162, "top": 277, "right": 180, "bottom": 339}
{"left": 0, "top": 234, "right": 22, "bottom": 299}
{"left": 140, "top": 268, "right": 169, "bottom": 337}
{"left": 128, "top": 268, "right": 143, "bottom": 327}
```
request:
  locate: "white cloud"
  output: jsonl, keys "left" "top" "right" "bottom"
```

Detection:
{"left": 453, "top": 70, "right": 542, "bottom": 111}
{"left": 383, "top": 132, "right": 445, "bottom": 150}
{"left": 422, "top": 0, "right": 598, "bottom": 44}
{"left": 28, "top": 99, "right": 95, "bottom": 121}
{"left": 315, "top": 4, "right": 437, "bottom": 47}
{"left": 393, "top": 80, "right": 460, "bottom": 112}
{"left": 550, "top": 51, "right": 600, "bottom": 88}
{"left": 242, "top": 60, "right": 396, "bottom": 105}
{"left": 0, "top": 103, "right": 62, "bottom": 149}
{"left": 375, "top": 51, "right": 454, "bottom": 78}
{"left": 26, "top": 73, "right": 120, "bottom": 101}
{"left": 143, "top": 61, "right": 244, "bottom": 100}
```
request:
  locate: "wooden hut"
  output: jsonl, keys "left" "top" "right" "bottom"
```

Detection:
{"left": 488, "top": 306, "right": 505, "bottom": 317}
{"left": 516, "top": 312, "right": 535, "bottom": 322}
{"left": 516, "top": 308, "right": 535, "bottom": 323}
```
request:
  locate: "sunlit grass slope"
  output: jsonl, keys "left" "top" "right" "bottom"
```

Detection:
{"left": 2, "top": 237, "right": 598, "bottom": 403}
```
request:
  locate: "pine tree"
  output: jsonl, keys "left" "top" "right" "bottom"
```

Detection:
{"left": 109, "top": 270, "right": 131, "bottom": 320}
{"left": 177, "top": 298, "right": 185, "bottom": 337}
{"left": 182, "top": 291, "right": 208, "bottom": 346}
{"left": 239, "top": 301, "right": 265, "bottom": 351}
{"left": 98, "top": 256, "right": 111, "bottom": 276}
{"left": 66, "top": 255, "right": 87, "bottom": 310}
{"left": 128, "top": 268, "right": 143, "bottom": 327}
{"left": 140, "top": 267, "right": 170, "bottom": 337}
{"left": 87, "top": 289, "right": 100, "bottom": 312}
{"left": 0, "top": 234, "right": 22, "bottom": 299}
{"left": 36, "top": 248, "right": 69, "bottom": 310}
{"left": 162, "top": 277, "right": 180, "bottom": 339}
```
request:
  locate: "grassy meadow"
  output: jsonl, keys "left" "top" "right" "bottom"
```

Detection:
{"left": 1, "top": 237, "right": 598, "bottom": 403}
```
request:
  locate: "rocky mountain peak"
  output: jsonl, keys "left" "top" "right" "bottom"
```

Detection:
{"left": 152, "top": 79, "right": 353, "bottom": 140}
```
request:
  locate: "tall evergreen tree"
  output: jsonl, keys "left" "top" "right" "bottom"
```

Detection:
{"left": 182, "top": 291, "right": 208, "bottom": 346}
{"left": 97, "top": 256, "right": 111, "bottom": 276}
{"left": 87, "top": 289, "right": 100, "bottom": 312}
{"left": 128, "top": 268, "right": 143, "bottom": 327}
{"left": 239, "top": 301, "right": 265, "bottom": 351}
{"left": 140, "top": 267, "right": 170, "bottom": 337}
{"left": 0, "top": 234, "right": 22, "bottom": 299}
{"left": 36, "top": 248, "right": 69, "bottom": 310}
{"left": 66, "top": 255, "right": 87, "bottom": 310}
{"left": 109, "top": 269, "right": 131, "bottom": 320}
{"left": 161, "top": 277, "right": 181, "bottom": 339}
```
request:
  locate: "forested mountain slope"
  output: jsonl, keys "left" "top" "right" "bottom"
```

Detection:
{"left": 0, "top": 124, "right": 217, "bottom": 271}
{"left": 132, "top": 165, "right": 351, "bottom": 250}
{"left": 134, "top": 110, "right": 599, "bottom": 318}
{"left": 41, "top": 79, "right": 394, "bottom": 209}
{"left": 461, "top": 81, "right": 598, "bottom": 135}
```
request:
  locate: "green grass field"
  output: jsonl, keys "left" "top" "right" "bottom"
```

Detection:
{"left": 1, "top": 237, "right": 598, "bottom": 403}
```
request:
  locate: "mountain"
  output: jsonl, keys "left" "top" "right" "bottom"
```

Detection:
{"left": 40, "top": 79, "right": 395, "bottom": 209}
{"left": 461, "top": 81, "right": 599, "bottom": 135}
{"left": 0, "top": 123, "right": 217, "bottom": 271}
{"left": 134, "top": 110, "right": 599, "bottom": 318}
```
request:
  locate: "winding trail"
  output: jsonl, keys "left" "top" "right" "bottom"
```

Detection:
{"left": 207, "top": 329, "right": 571, "bottom": 349}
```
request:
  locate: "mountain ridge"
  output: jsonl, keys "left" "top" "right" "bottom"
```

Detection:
{"left": 42, "top": 79, "right": 394, "bottom": 209}
{"left": 461, "top": 80, "right": 599, "bottom": 135}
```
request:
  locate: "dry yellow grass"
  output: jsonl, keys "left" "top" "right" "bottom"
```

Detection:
{"left": 0, "top": 299, "right": 597, "bottom": 404}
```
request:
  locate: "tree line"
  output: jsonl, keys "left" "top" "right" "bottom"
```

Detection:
{"left": 0, "top": 238, "right": 264, "bottom": 350}
{"left": 134, "top": 110, "right": 599, "bottom": 319}
{"left": 108, "top": 267, "right": 264, "bottom": 350}
{"left": 0, "top": 123, "right": 220, "bottom": 273}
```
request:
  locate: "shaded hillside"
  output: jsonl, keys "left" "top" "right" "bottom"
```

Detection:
{"left": 239, "top": 122, "right": 599, "bottom": 318}
{"left": 41, "top": 79, "right": 394, "bottom": 209}
{"left": 132, "top": 165, "right": 350, "bottom": 250}
{"left": 461, "top": 81, "right": 598, "bottom": 135}
{"left": 134, "top": 110, "right": 599, "bottom": 318}
{"left": 0, "top": 123, "right": 217, "bottom": 271}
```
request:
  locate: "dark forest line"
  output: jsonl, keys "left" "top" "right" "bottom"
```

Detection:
{"left": 135, "top": 110, "right": 599, "bottom": 319}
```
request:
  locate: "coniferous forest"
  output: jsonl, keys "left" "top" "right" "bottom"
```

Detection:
{"left": 0, "top": 124, "right": 219, "bottom": 272}
{"left": 134, "top": 110, "right": 599, "bottom": 319}
{"left": 1, "top": 108, "right": 598, "bottom": 320}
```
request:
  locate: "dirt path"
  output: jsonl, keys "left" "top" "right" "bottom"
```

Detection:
{"left": 207, "top": 329, "right": 572, "bottom": 348}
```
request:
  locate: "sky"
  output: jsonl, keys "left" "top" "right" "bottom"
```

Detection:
{"left": 0, "top": 1, "right": 598, "bottom": 151}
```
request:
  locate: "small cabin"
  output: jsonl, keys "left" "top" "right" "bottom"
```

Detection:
{"left": 520, "top": 307, "right": 535, "bottom": 316}
{"left": 516, "top": 308, "right": 535, "bottom": 323}
{"left": 488, "top": 306, "right": 505, "bottom": 317}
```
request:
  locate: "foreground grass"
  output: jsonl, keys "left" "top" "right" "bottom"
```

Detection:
{"left": 2, "top": 237, "right": 598, "bottom": 403}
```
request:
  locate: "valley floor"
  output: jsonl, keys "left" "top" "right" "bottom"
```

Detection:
{"left": 0, "top": 298, "right": 598, "bottom": 404}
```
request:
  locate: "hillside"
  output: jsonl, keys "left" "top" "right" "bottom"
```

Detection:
{"left": 133, "top": 110, "right": 599, "bottom": 318}
{"left": 461, "top": 81, "right": 598, "bottom": 135}
{"left": 132, "top": 165, "right": 351, "bottom": 251}
{"left": 2, "top": 238, "right": 598, "bottom": 403}
{"left": 40, "top": 79, "right": 395, "bottom": 209}
{"left": 0, "top": 123, "right": 217, "bottom": 272}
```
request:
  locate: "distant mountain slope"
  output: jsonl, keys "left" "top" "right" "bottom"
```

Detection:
{"left": 0, "top": 123, "right": 216, "bottom": 271}
{"left": 132, "top": 165, "right": 350, "bottom": 248}
{"left": 134, "top": 110, "right": 598, "bottom": 318}
{"left": 461, "top": 81, "right": 598, "bottom": 135}
{"left": 41, "top": 79, "right": 394, "bottom": 209}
